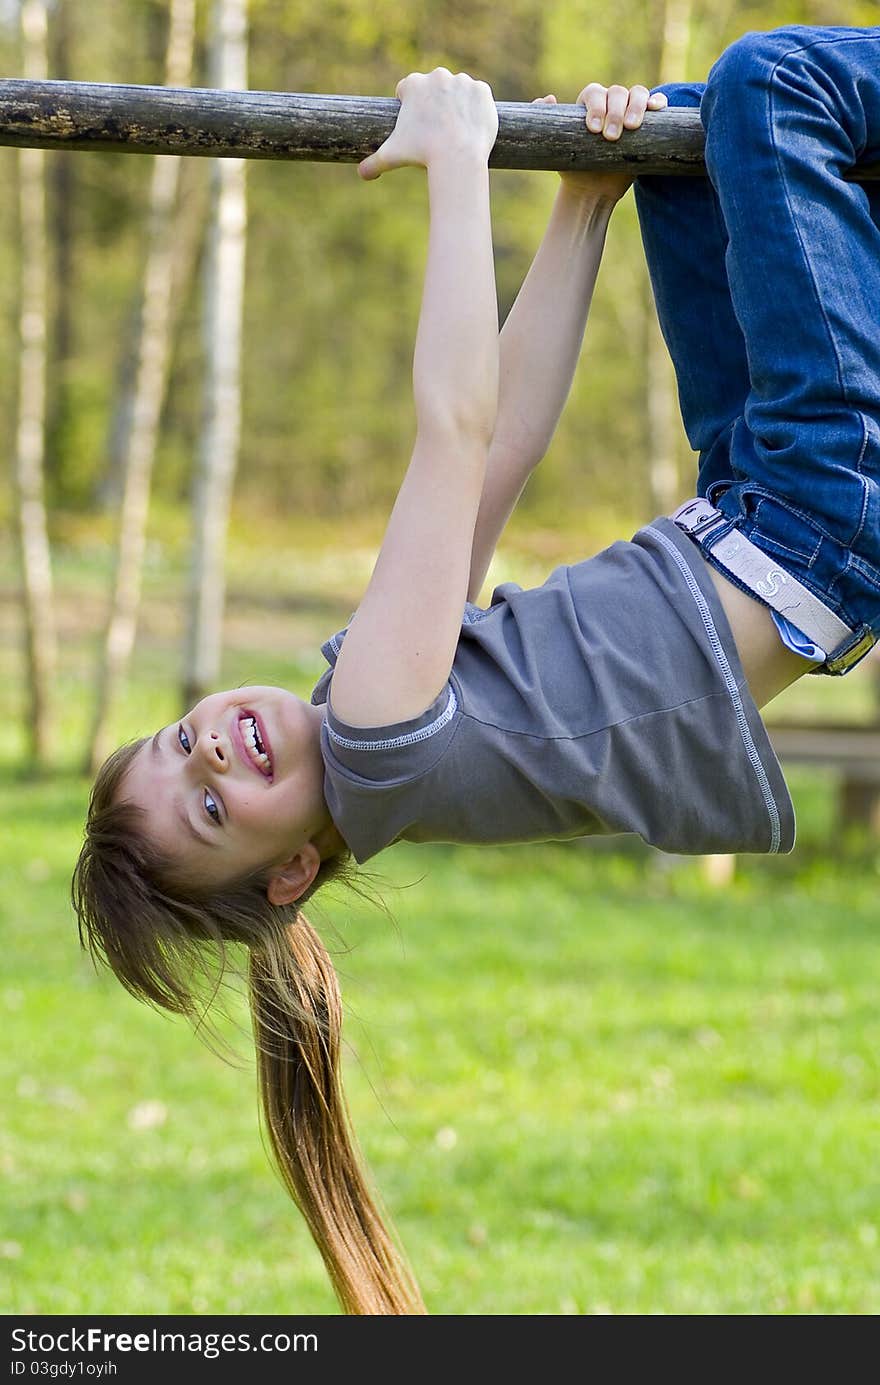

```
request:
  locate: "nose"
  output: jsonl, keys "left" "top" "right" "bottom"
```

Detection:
{"left": 199, "top": 730, "right": 228, "bottom": 772}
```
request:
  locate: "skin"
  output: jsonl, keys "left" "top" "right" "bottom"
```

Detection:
{"left": 121, "top": 76, "right": 807, "bottom": 898}
{"left": 122, "top": 686, "right": 344, "bottom": 902}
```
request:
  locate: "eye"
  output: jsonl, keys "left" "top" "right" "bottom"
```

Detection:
{"left": 178, "top": 724, "right": 192, "bottom": 754}
{"left": 204, "top": 790, "right": 221, "bottom": 824}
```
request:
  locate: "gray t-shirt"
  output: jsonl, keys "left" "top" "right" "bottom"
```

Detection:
{"left": 310, "top": 517, "right": 795, "bottom": 865}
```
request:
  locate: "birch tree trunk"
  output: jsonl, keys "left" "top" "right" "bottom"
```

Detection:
{"left": 182, "top": 0, "right": 248, "bottom": 710}
{"left": 644, "top": 0, "right": 693, "bottom": 518}
{"left": 13, "top": 0, "right": 55, "bottom": 769}
{"left": 46, "top": 0, "right": 73, "bottom": 487}
{"left": 86, "top": 0, "right": 196, "bottom": 773}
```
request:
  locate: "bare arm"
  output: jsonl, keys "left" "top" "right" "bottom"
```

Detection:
{"left": 468, "top": 83, "right": 668, "bottom": 600}
{"left": 468, "top": 181, "right": 616, "bottom": 599}
{"left": 330, "top": 70, "right": 499, "bottom": 728}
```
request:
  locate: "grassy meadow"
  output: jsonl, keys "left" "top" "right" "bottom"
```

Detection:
{"left": 2, "top": 511, "right": 879, "bottom": 1315}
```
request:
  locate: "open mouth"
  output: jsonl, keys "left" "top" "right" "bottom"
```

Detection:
{"left": 237, "top": 711, "right": 273, "bottom": 779}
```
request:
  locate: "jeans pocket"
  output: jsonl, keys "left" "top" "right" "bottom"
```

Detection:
{"left": 749, "top": 495, "right": 824, "bottom": 569}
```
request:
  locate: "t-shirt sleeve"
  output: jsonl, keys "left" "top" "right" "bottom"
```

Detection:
{"left": 321, "top": 679, "right": 460, "bottom": 784}
{"left": 317, "top": 678, "right": 462, "bottom": 863}
{"left": 309, "top": 619, "right": 465, "bottom": 860}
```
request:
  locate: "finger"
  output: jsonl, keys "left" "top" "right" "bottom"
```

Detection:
{"left": 602, "top": 84, "right": 630, "bottom": 140}
{"left": 647, "top": 90, "right": 668, "bottom": 108}
{"left": 622, "top": 84, "right": 650, "bottom": 129}
{"left": 576, "top": 81, "right": 608, "bottom": 133}
{"left": 395, "top": 71, "right": 427, "bottom": 100}
{"left": 362, "top": 74, "right": 419, "bottom": 179}
{"left": 531, "top": 94, "right": 558, "bottom": 104}
{"left": 358, "top": 134, "right": 396, "bottom": 180}
{"left": 357, "top": 151, "right": 386, "bottom": 180}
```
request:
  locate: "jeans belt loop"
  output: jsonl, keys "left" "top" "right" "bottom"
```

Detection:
{"left": 670, "top": 497, "right": 874, "bottom": 674}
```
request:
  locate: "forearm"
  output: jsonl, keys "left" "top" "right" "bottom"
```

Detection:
{"left": 413, "top": 159, "right": 499, "bottom": 445}
{"left": 468, "top": 182, "right": 616, "bottom": 598}
{"left": 492, "top": 182, "right": 615, "bottom": 463}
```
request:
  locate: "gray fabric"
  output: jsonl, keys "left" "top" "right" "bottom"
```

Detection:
{"left": 310, "top": 517, "right": 795, "bottom": 865}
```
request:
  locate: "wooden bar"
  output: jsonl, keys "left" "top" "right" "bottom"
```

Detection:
{"left": 0, "top": 78, "right": 876, "bottom": 177}
{"left": 0, "top": 79, "right": 700, "bottom": 172}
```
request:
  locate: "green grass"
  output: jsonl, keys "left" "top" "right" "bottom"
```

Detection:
{"left": 2, "top": 515, "right": 880, "bottom": 1314}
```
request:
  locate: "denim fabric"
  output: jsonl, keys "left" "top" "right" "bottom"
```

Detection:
{"left": 634, "top": 26, "right": 880, "bottom": 672}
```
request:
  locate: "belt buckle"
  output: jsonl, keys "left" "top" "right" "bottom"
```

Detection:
{"left": 672, "top": 497, "right": 728, "bottom": 542}
{"left": 822, "top": 625, "right": 877, "bottom": 676}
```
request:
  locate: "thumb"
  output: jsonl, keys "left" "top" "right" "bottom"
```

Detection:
{"left": 358, "top": 134, "right": 401, "bottom": 180}
{"left": 357, "top": 151, "right": 385, "bottom": 180}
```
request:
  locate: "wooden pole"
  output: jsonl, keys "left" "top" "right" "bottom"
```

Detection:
{"left": 0, "top": 78, "right": 877, "bottom": 176}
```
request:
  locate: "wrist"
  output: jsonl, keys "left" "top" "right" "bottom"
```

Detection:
{"left": 556, "top": 176, "right": 626, "bottom": 216}
{"left": 551, "top": 181, "right": 618, "bottom": 241}
{"left": 426, "top": 149, "right": 491, "bottom": 183}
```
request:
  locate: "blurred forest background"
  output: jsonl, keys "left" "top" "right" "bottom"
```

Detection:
{"left": 0, "top": 0, "right": 877, "bottom": 769}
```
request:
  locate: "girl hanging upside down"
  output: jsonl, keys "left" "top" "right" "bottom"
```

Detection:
{"left": 73, "top": 25, "right": 880, "bottom": 1314}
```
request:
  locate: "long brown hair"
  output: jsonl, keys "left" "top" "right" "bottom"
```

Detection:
{"left": 71, "top": 738, "right": 425, "bottom": 1315}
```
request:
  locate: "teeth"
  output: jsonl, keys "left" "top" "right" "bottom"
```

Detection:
{"left": 239, "top": 714, "right": 272, "bottom": 775}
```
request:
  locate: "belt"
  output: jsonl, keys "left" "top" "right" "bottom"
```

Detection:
{"left": 671, "top": 497, "right": 876, "bottom": 676}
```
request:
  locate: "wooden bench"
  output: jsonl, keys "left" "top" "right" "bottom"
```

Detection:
{"left": 701, "top": 722, "right": 880, "bottom": 882}
{"left": 767, "top": 722, "right": 880, "bottom": 833}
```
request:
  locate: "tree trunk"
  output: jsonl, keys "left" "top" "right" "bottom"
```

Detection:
{"left": 85, "top": 0, "right": 196, "bottom": 773}
{"left": 644, "top": 0, "right": 693, "bottom": 519}
{"left": 98, "top": 160, "right": 207, "bottom": 514}
{"left": 45, "top": 0, "right": 73, "bottom": 489}
{"left": 182, "top": 0, "right": 248, "bottom": 710}
{"left": 13, "top": 0, "right": 55, "bottom": 770}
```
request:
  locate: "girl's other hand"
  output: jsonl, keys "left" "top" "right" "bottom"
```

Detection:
{"left": 359, "top": 68, "right": 498, "bottom": 181}
{"left": 575, "top": 82, "right": 667, "bottom": 140}
{"left": 532, "top": 83, "right": 668, "bottom": 202}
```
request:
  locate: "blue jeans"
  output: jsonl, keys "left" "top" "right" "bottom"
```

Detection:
{"left": 634, "top": 25, "right": 880, "bottom": 673}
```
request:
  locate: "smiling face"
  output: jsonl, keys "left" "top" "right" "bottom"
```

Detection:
{"left": 121, "top": 686, "right": 342, "bottom": 898}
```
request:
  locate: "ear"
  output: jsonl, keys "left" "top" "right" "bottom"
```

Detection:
{"left": 266, "top": 843, "right": 322, "bottom": 906}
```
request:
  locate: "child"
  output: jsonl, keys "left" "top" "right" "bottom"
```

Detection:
{"left": 72, "top": 27, "right": 880, "bottom": 1314}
